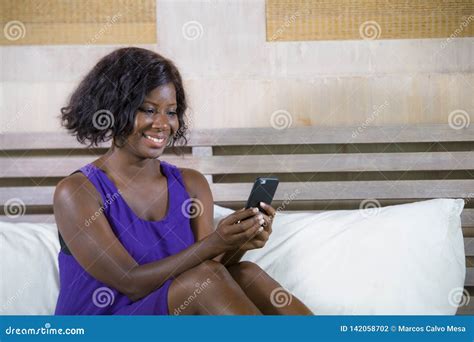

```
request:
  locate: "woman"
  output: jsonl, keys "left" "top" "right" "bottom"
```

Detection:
{"left": 54, "top": 47, "right": 312, "bottom": 315}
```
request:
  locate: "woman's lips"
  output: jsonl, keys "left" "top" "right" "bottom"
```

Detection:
{"left": 142, "top": 133, "right": 167, "bottom": 148}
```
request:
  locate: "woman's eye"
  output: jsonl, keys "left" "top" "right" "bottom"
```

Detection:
{"left": 139, "top": 107, "right": 176, "bottom": 116}
{"left": 139, "top": 107, "right": 155, "bottom": 115}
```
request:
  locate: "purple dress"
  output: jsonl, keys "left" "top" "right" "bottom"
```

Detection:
{"left": 54, "top": 160, "right": 195, "bottom": 315}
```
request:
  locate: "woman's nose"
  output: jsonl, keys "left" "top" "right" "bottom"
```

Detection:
{"left": 151, "top": 112, "right": 169, "bottom": 129}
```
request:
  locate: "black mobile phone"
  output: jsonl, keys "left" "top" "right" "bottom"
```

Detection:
{"left": 245, "top": 177, "right": 279, "bottom": 214}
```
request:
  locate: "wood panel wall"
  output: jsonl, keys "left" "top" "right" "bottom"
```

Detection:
{"left": 266, "top": 0, "right": 474, "bottom": 41}
{"left": 0, "top": 0, "right": 156, "bottom": 45}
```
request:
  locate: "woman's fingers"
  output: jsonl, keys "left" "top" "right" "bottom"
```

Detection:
{"left": 241, "top": 236, "right": 267, "bottom": 250}
{"left": 257, "top": 213, "right": 272, "bottom": 236}
{"left": 226, "top": 212, "right": 264, "bottom": 234}
{"left": 224, "top": 207, "right": 259, "bottom": 225}
{"left": 252, "top": 229, "right": 269, "bottom": 242}
{"left": 233, "top": 219, "right": 265, "bottom": 241}
{"left": 234, "top": 223, "right": 269, "bottom": 249}
{"left": 215, "top": 205, "right": 274, "bottom": 250}
{"left": 260, "top": 202, "right": 277, "bottom": 218}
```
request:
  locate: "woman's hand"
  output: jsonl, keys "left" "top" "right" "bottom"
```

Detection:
{"left": 213, "top": 207, "right": 265, "bottom": 252}
{"left": 240, "top": 202, "right": 276, "bottom": 251}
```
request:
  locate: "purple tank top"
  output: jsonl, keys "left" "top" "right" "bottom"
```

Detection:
{"left": 54, "top": 160, "right": 195, "bottom": 315}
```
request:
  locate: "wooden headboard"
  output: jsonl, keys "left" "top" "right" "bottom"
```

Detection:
{"left": 1, "top": 124, "right": 473, "bottom": 313}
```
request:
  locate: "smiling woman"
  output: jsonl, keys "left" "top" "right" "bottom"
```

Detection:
{"left": 53, "top": 47, "right": 312, "bottom": 316}
{"left": 60, "top": 47, "right": 188, "bottom": 148}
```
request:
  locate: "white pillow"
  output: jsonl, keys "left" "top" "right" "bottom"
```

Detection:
{"left": 1, "top": 199, "right": 465, "bottom": 315}
{"left": 214, "top": 199, "right": 466, "bottom": 315}
{"left": 0, "top": 222, "right": 60, "bottom": 315}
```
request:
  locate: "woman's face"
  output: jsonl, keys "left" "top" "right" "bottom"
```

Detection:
{"left": 123, "top": 82, "right": 179, "bottom": 159}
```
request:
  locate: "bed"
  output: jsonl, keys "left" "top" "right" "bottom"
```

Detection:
{"left": 1, "top": 124, "right": 473, "bottom": 314}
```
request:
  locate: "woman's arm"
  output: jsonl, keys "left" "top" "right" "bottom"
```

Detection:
{"left": 179, "top": 168, "right": 230, "bottom": 263}
{"left": 54, "top": 173, "right": 225, "bottom": 302}
{"left": 180, "top": 168, "right": 274, "bottom": 266}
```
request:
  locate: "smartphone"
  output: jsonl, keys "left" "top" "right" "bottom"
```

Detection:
{"left": 245, "top": 177, "right": 279, "bottom": 214}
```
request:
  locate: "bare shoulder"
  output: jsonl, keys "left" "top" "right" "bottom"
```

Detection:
{"left": 54, "top": 172, "right": 101, "bottom": 208}
{"left": 178, "top": 168, "right": 211, "bottom": 198}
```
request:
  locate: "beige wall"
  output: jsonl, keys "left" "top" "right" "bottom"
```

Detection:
{"left": 1, "top": 0, "right": 473, "bottom": 132}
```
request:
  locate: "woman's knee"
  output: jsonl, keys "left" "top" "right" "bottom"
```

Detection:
{"left": 227, "top": 261, "right": 264, "bottom": 287}
{"left": 169, "top": 260, "right": 246, "bottom": 315}
{"left": 172, "top": 260, "right": 232, "bottom": 294}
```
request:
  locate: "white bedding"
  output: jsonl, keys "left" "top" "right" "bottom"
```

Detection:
{"left": 0, "top": 198, "right": 466, "bottom": 315}
{"left": 215, "top": 198, "right": 466, "bottom": 315}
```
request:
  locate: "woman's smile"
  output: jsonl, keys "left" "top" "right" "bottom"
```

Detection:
{"left": 142, "top": 132, "right": 168, "bottom": 148}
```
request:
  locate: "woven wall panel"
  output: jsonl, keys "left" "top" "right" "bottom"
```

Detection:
{"left": 0, "top": 0, "right": 156, "bottom": 45}
{"left": 266, "top": 0, "right": 474, "bottom": 41}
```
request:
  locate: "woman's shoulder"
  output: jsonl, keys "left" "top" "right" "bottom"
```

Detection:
{"left": 54, "top": 171, "right": 100, "bottom": 208}
{"left": 177, "top": 167, "right": 210, "bottom": 198}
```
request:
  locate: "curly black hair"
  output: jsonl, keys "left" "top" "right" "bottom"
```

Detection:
{"left": 61, "top": 47, "right": 188, "bottom": 148}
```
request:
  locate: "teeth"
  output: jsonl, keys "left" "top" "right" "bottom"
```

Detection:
{"left": 144, "top": 134, "right": 165, "bottom": 143}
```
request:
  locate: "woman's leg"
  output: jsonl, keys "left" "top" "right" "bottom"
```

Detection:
{"left": 168, "top": 260, "right": 262, "bottom": 315}
{"left": 227, "top": 261, "right": 313, "bottom": 315}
